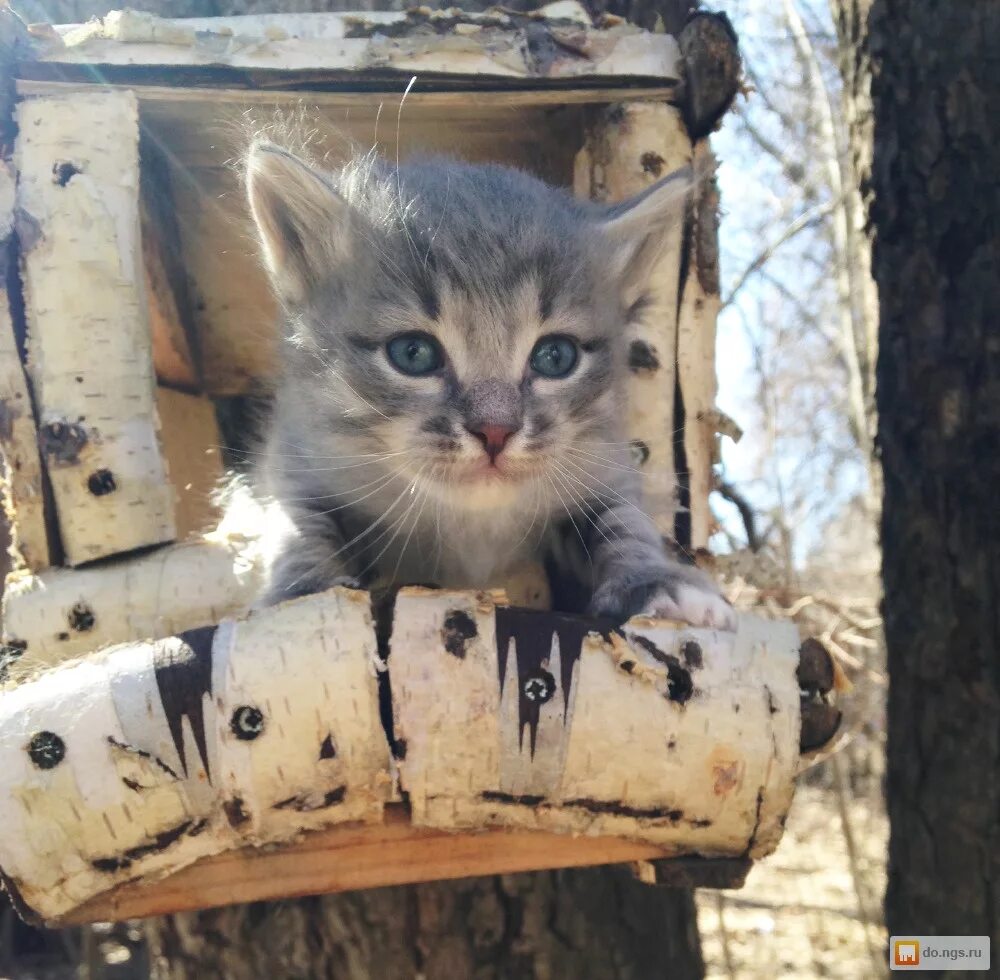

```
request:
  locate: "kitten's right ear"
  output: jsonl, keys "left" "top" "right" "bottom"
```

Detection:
{"left": 600, "top": 164, "right": 694, "bottom": 306}
{"left": 245, "top": 142, "right": 351, "bottom": 305}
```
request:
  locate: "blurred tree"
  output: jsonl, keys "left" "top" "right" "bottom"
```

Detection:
{"left": 863, "top": 0, "right": 1000, "bottom": 950}
{"left": 712, "top": 0, "right": 880, "bottom": 572}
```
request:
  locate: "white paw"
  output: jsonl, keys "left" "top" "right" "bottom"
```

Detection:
{"left": 638, "top": 583, "right": 738, "bottom": 632}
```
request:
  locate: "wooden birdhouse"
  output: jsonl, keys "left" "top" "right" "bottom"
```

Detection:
{"left": 0, "top": 6, "right": 839, "bottom": 927}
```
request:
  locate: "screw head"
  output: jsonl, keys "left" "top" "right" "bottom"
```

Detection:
{"left": 87, "top": 469, "right": 117, "bottom": 496}
{"left": 28, "top": 730, "right": 65, "bottom": 769}
{"left": 523, "top": 669, "right": 555, "bottom": 704}
{"left": 68, "top": 601, "right": 96, "bottom": 632}
{"left": 230, "top": 705, "right": 265, "bottom": 741}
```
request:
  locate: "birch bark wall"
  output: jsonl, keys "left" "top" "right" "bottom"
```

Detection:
{"left": 15, "top": 91, "right": 175, "bottom": 565}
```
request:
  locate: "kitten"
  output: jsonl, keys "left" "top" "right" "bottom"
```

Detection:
{"left": 243, "top": 141, "right": 734, "bottom": 629}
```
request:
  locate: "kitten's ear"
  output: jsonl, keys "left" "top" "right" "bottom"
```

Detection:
{"left": 600, "top": 164, "right": 693, "bottom": 304}
{"left": 245, "top": 142, "right": 351, "bottom": 304}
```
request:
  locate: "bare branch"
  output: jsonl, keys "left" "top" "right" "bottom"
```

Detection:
{"left": 721, "top": 199, "right": 836, "bottom": 309}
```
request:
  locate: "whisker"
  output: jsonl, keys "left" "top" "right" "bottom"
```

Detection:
{"left": 305, "top": 463, "right": 413, "bottom": 517}
{"left": 222, "top": 445, "right": 408, "bottom": 462}
{"left": 549, "top": 463, "right": 627, "bottom": 562}
{"left": 275, "top": 453, "right": 412, "bottom": 475}
{"left": 544, "top": 471, "right": 592, "bottom": 570}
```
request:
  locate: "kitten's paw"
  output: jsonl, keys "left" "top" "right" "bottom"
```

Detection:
{"left": 637, "top": 583, "right": 737, "bottom": 632}
{"left": 589, "top": 565, "right": 736, "bottom": 631}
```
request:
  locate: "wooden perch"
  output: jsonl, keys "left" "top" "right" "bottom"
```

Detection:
{"left": 0, "top": 587, "right": 813, "bottom": 926}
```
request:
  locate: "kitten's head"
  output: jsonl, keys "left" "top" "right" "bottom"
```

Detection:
{"left": 245, "top": 142, "right": 690, "bottom": 511}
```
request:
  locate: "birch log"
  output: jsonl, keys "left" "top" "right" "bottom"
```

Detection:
{"left": 0, "top": 588, "right": 387, "bottom": 923}
{"left": 30, "top": 8, "right": 681, "bottom": 84}
{"left": 0, "top": 161, "right": 49, "bottom": 571}
{"left": 677, "top": 140, "right": 722, "bottom": 550}
{"left": 2, "top": 532, "right": 262, "bottom": 669}
{"left": 574, "top": 104, "right": 691, "bottom": 534}
{"left": 0, "top": 589, "right": 809, "bottom": 926}
{"left": 393, "top": 589, "right": 799, "bottom": 856}
{"left": 15, "top": 91, "right": 175, "bottom": 565}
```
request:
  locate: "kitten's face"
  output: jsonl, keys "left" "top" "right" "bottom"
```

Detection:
{"left": 323, "top": 243, "right": 620, "bottom": 511}
{"left": 246, "top": 146, "right": 688, "bottom": 513}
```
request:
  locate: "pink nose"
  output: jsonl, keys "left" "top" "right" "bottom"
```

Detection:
{"left": 468, "top": 423, "right": 516, "bottom": 463}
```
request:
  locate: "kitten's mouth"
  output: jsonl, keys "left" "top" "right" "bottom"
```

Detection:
{"left": 448, "top": 458, "right": 529, "bottom": 484}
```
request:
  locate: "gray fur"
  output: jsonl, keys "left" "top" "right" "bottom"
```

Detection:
{"left": 244, "top": 142, "right": 733, "bottom": 628}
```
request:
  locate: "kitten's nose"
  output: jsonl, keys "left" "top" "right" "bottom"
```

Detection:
{"left": 466, "top": 423, "right": 517, "bottom": 463}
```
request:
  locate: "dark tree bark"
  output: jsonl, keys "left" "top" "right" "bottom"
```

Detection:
{"left": 21, "top": 0, "right": 711, "bottom": 976}
{"left": 869, "top": 0, "right": 1000, "bottom": 953}
{"left": 148, "top": 867, "right": 702, "bottom": 978}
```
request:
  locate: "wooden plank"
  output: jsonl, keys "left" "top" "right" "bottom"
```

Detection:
{"left": 58, "top": 805, "right": 680, "bottom": 926}
{"left": 574, "top": 102, "right": 691, "bottom": 535}
{"left": 141, "top": 135, "right": 201, "bottom": 391}
{"left": 16, "top": 79, "right": 677, "bottom": 109}
{"left": 25, "top": 9, "right": 681, "bottom": 83}
{"left": 14, "top": 90, "right": 176, "bottom": 565}
{"left": 154, "top": 387, "right": 225, "bottom": 539}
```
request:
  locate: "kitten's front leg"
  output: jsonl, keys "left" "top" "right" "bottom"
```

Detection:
{"left": 584, "top": 500, "right": 737, "bottom": 631}
{"left": 259, "top": 516, "right": 363, "bottom": 607}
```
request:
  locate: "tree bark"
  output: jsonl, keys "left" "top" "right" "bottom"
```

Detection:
{"left": 149, "top": 868, "right": 702, "bottom": 979}
{"left": 869, "top": 0, "right": 1000, "bottom": 951}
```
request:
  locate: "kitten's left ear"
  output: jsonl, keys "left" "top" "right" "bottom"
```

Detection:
{"left": 245, "top": 141, "right": 354, "bottom": 305}
{"left": 600, "top": 164, "right": 694, "bottom": 304}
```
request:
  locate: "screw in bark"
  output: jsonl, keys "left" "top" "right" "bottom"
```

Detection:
{"left": 67, "top": 601, "right": 95, "bottom": 632}
{"left": 230, "top": 705, "right": 265, "bottom": 741}
{"left": 522, "top": 668, "right": 555, "bottom": 704}
{"left": 27, "top": 730, "right": 65, "bottom": 769}
{"left": 87, "top": 468, "right": 117, "bottom": 496}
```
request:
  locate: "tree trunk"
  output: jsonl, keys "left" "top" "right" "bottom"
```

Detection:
{"left": 870, "top": 0, "right": 1000, "bottom": 950}
{"left": 133, "top": 1, "right": 707, "bottom": 977}
{"left": 830, "top": 0, "right": 882, "bottom": 519}
{"left": 148, "top": 868, "right": 702, "bottom": 979}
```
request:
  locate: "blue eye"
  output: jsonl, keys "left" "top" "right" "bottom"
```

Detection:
{"left": 386, "top": 333, "right": 443, "bottom": 376}
{"left": 530, "top": 336, "right": 579, "bottom": 378}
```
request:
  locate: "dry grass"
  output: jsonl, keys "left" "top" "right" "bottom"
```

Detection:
{"left": 698, "top": 778, "right": 888, "bottom": 979}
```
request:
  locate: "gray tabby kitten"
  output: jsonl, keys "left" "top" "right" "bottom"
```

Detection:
{"left": 244, "top": 141, "right": 734, "bottom": 629}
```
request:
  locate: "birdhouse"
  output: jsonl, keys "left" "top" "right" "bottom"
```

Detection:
{"left": 0, "top": 6, "right": 839, "bottom": 927}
